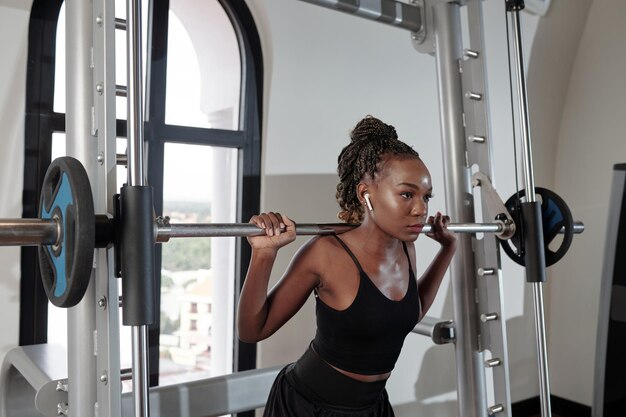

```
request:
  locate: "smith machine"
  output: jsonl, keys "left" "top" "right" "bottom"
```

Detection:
{"left": 0, "top": 1, "right": 583, "bottom": 417}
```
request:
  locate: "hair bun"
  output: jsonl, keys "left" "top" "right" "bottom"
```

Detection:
{"left": 350, "top": 115, "right": 398, "bottom": 143}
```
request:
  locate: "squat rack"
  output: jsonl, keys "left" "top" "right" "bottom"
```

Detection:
{"left": 0, "top": 1, "right": 569, "bottom": 417}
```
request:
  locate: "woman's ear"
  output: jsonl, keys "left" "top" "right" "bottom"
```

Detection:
{"left": 357, "top": 183, "right": 373, "bottom": 211}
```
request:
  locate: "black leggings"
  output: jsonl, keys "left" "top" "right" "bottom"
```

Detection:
{"left": 263, "top": 346, "right": 395, "bottom": 417}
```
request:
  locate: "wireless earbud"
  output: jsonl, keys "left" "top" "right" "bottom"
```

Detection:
{"left": 364, "top": 193, "right": 374, "bottom": 212}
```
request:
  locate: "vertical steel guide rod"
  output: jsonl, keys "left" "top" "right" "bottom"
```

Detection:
{"left": 509, "top": 6, "right": 552, "bottom": 417}
{"left": 126, "top": 0, "right": 150, "bottom": 416}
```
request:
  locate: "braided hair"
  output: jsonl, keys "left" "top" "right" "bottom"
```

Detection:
{"left": 336, "top": 116, "right": 420, "bottom": 223}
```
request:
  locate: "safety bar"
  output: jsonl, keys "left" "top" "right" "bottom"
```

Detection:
{"left": 412, "top": 316, "right": 455, "bottom": 344}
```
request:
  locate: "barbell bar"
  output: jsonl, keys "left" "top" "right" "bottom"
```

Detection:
{"left": 0, "top": 219, "right": 59, "bottom": 246}
{"left": 0, "top": 217, "right": 585, "bottom": 247}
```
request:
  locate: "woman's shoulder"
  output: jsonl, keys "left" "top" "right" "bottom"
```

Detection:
{"left": 291, "top": 235, "right": 345, "bottom": 268}
{"left": 280, "top": 236, "right": 336, "bottom": 281}
{"left": 298, "top": 234, "right": 341, "bottom": 257}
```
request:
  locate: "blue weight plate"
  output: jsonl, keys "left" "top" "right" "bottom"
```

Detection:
{"left": 38, "top": 157, "right": 95, "bottom": 307}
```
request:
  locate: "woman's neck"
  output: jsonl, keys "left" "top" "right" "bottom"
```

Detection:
{"left": 346, "top": 221, "right": 401, "bottom": 261}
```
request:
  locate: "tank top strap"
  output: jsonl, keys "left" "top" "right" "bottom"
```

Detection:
{"left": 331, "top": 235, "right": 365, "bottom": 274}
{"left": 401, "top": 242, "right": 414, "bottom": 275}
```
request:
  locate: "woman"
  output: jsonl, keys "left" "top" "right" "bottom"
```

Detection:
{"left": 237, "top": 116, "right": 457, "bottom": 416}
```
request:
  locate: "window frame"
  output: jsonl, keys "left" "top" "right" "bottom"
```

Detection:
{"left": 21, "top": 0, "right": 263, "bottom": 397}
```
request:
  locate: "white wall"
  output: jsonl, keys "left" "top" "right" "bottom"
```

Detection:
{"left": 527, "top": 0, "right": 592, "bottom": 190}
{"left": 546, "top": 0, "right": 626, "bottom": 406}
{"left": 0, "top": 0, "right": 32, "bottom": 365}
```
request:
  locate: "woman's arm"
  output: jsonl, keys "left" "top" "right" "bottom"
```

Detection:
{"left": 237, "top": 212, "right": 321, "bottom": 343}
{"left": 417, "top": 212, "right": 457, "bottom": 320}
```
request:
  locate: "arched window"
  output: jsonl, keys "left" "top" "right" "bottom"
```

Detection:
{"left": 21, "top": 0, "right": 262, "bottom": 390}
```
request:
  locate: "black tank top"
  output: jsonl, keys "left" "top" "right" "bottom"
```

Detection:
{"left": 312, "top": 235, "right": 421, "bottom": 375}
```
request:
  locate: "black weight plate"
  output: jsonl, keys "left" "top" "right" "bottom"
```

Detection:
{"left": 500, "top": 187, "right": 574, "bottom": 267}
{"left": 38, "top": 157, "right": 95, "bottom": 307}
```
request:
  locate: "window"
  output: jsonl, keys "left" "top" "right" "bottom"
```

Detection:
{"left": 165, "top": 0, "right": 241, "bottom": 130}
{"left": 159, "top": 142, "right": 238, "bottom": 383}
{"left": 22, "top": 0, "right": 263, "bottom": 400}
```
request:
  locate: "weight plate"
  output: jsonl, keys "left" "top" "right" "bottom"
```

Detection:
{"left": 38, "top": 157, "right": 95, "bottom": 307}
{"left": 500, "top": 187, "right": 574, "bottom": 267}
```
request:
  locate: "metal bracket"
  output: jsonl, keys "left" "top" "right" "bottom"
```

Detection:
{"left": 57, "top": 402, "right": 69, "bottom": 416}
{"left": 471, "top": 172, "right": 516, "bottom": 239}
{"left": 432, "top": 320, "right": 456, "bottom": 344}
{"left": 411, "top": 0, "right": 470, "bottom": 55}
{"left": 0, "top": 345, "right": 69, "bottom": 417}
{"left": 412, "top": 316, "right": 456, "bottom": 344}
{"left": 411, "top": 0, "right": 433, "bottom": 54}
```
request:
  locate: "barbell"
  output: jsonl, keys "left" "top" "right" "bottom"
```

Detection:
{"left": 0, "top": 157, "right": 584, "bottom": 307}
{"left": 0, "top": 217, "right": 583, "bottom": 245}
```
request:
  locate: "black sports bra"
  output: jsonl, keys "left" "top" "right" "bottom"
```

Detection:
{"left": 312, "top": 235, "right": 421, "bottom": 375}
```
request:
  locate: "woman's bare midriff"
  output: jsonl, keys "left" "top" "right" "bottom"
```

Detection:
{"left": 310, "top": 344, "right": 390, "bottom": 382}
{"left": 330, "top": 364, "right": 391, "bottom": 382}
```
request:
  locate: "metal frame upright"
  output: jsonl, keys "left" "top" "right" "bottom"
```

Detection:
{"left": 91, "top": 0, "right": 123, "bottom": 415}
{"left": 431, "top": 2, "right": 495, "bottom": 416}
{"left": 65, "top": 0, "right": 100, "bottom": 416}
{"left": 65, "top": 0, "right": 123, "bottom": 415}
{"left": 425, "top": 1, "right": 512, "bottom": 415}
